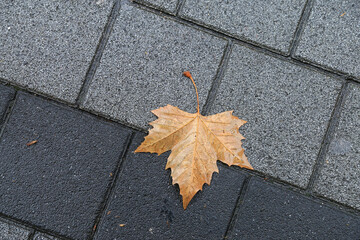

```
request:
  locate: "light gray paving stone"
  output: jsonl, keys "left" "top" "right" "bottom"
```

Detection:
{"left": 314, "top": 83, "right": 360, "bottom": 210}
{"left": 0, "top": 0, "right": 113, "bottom": 103}
{"left": 82, "top": 3, "right": 227, "bottom": 128}
{"left": 33, "top": 232, "right": 59, "bottom": 240}
{"left": 134, "top": 0, "right": 178, "bottom": 13}
{"left": 296, "top": 0, "right": 360, "bottom": 78}
{"left": 210, "top": 44, "right": 342, "bottom": 187}
{"left": 180, "top": 0, "right": 306, "bottom": 53}
{"left": 0, "top": 219, "right": 30, "bottom": 240}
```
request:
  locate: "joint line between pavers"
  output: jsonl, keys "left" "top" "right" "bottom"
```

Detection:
{"left": 201, "top": 41, "right": 233, "bottom": 116}
{"left": 75, "top": 0, "right": 122, "bottom": 107}
{"left": 349, "top": 76, "right": 360, "bottom": 85}
{"left": 290, "top": 55, "right": 350, "bottom": 80}
{"left": 27, "top": 229, "right": 36, "bottom": 240}
{"left": 223, "top": 163, "right": 360, "bottom": 216}
{"left": 90, "top": 131, "right": 135, "bottom": 240}
{"left": 305, "top": 81, "right": 350, "bottom": 193}
{"left": 223, "top": 175, "right": 252, "bottom": 240}
{"left": 289, "top": 0, "right": 314, "bottom": 57}
{"left": 0, "top": 212, "right": 72, "bottom": 240}
{"left": 131, "top": 1, "right": 288, "bottom": 56}
{"left": 0, "top": 91, "right": 18, "bottom": 142}
{"left": 0, "top": 77, "right": 81, "bottom": 109}
{"left": 175, "top": 0, "right": 185, "bottom": 16}
{"left": 1, "top": 75, "right": 148, "bottom": 133}
{"left": 130, "top": 0, "right": 358, "bottom": 84}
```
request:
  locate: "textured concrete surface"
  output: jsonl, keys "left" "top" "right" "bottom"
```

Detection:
{"left": 296, "top": 0, "right": 360, "bottom": 78}
{"left": 0, "top": 0, "right": 112, "bottom": 102}
{"left": 231, "top": 178, "right": 360, "bottom": 239}
{"left": 1, "top": 1, "right": 360, "bottom": 239}
{"left": 180, "top": 0, "right": 306, "bottom": 53}
{"left": 33, "top": 232, "right": 59, "bottom": 240}
{"left": 210, "top": 44, "right": 342, "bottom": 187}
{"left": 0, "top": 93, "right": 131, "bottom": 239}
{"left": 0, "top": 85, "right": 15, "bottom": 123}
{"left": 314, "top": 84, "right": 360, "bottom": 210}
{"left": 0, "top": 219, "right": 30, "bottom": 240}
{"left": 82, "top": 4, "right": 227, "bottom": 128}
{"left": 134, "top": 0, "right": 178, "bottom": 13}
{"left": 95, "top": 133, "right": 246, "bottom": 240}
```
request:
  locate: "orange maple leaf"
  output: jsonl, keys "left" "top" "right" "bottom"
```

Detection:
{"left": 135, "top": 71, "right": 253, "bottom": 209}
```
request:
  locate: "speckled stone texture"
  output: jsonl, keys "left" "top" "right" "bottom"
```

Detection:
{"left": 180, "top": 0, "right": 306, "bottom": 53}
{"left": 81, "top": 3, "right": 227, "bottom": 129}
{"left": 0, "top": 85, "right": 15, "bottom": 123}
{"left": 0, "top": 0, "right": 112, "bottom": 102}
{"left": 210, "top": 44, "right": 342, "bottom": 187}
{"left": 94, "top": 133, "right": 246, "bottom": 240}
{"left": 314, "top": 84, "right": 360, "bottom": 210}
{"left": 230, "top": 178, "right": 360, "bottom": 239}
{"left": 0, "top": 219, "right": 30, "bottom": 240}
{"left": 0, "top": 93, "right": 131, "bottom": 239}
{"left": 134, "top": 0, "right": 178, "bottom": 13}
{"left": 296, "top": 0, "right": 360, "bottom": 78}
{"left": 33, "top": 232, "right": 59, "bottom": 240}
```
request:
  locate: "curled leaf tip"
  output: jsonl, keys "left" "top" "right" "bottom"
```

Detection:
{"left": 183, "top": 71, "right": 192, "bottom": 78}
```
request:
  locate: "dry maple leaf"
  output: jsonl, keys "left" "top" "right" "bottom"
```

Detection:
{"left": 135, "top": 71, "right": 253, "bottom": 209}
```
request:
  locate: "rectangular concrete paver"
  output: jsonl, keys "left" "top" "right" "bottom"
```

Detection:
{"left": 134, "top": 0, "right": 178, "bottom": 13}
{"left": 296, "top": 0, "right": 360, "bottom": 78}
{"left": 0, "top": 93, "right": 131, "bottom": 239}
{"left": 0, "top": 85, "right": 15, "bottom": 124}
{"left": 95, "top": 133, "right": 246, "bottom": 240}
{"left": 230, "top": 178, "right": 360, "bottom": 239}
{"left": 314, "top": 83, "right": 360, "bottom": 210}
{"left": 0, "top": 0, "right": 112, "bottom": 102}
{"left": 210, "top": 44, "right": 342, "bottom": 187}
{"left": 180, "top": 0, "right": 306, "bottom": 53}
{"left": 81, "top": 3, "right": 227, "bottom": 129}
{"left": 0, "top": 219, "right": 30, "bottom": 240}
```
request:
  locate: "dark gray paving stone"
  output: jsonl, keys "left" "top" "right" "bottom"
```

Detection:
{"left": 134, "top": 0, "right": 178, "bottom": 13}
{"left": 0, "top": 93, "right": 131, "bottom": 239}
{"left": 82, "top": 3, "right": 227, "bottom": 128}
{"left": 230, "top": 178, "right": 360, "bottom": 239}
{"left": 210, "top": 44, "right": 342, "bottom": 187}
{"left": 0, "top": 84, "right": 15, "bottom": 123}
{"left": 296, "top": 0, "right": 360, "bottom": 78}
{"left": 95, "top": 133, "right": 245, "bottom": 240}
{"left": 180, "top": 0, "right": 306, "bottom": 53}
{"left": 0, "top": 219, "right": 30, "bottom": 240}
{"left": 314, "top": 83, "right": 360, "bottom": 210}
{"left": 0, "top": 0, "right": 112, "bottom": 102}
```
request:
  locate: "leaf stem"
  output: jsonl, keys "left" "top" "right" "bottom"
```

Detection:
{"left": 183, "top": 71, "right": 200, "bottom": 114}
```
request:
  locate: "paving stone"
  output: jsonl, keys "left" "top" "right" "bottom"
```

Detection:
{"left": 0, "top": 93, "right": 131, "bottom": 239}
{"left": 134, "top": 0, "right": 178, "bottom": 13}
{"left": 0, "top": 0, "right": 113, "bottom": 102}
{"left": 314, "top": 83, "right": 360, "bottom": 210}
{"left": 0, "top": 219, "right": 30, "bottom": 240}
{"left": 210, "top": 44, "right": 342, "bottom": 187}
{"left": 0, "top": 84, "right": 15, "bottom": 123}
{"left": 33, "top": 232, "right": 59, "bottom": 240}
{"left": 180, "top": 0, "right": 306, "bottom": 53}
{"left": 82, "top": 3, "right": 227, "bottom": 128}
{"left": 296, "top": 0, "right": 360, "bottom": 78}
{"left": 230, "top": 177, "right": 360, "bottom": 239}
{"left": 95, "top": 133, "right": 245, "bottom": 240}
